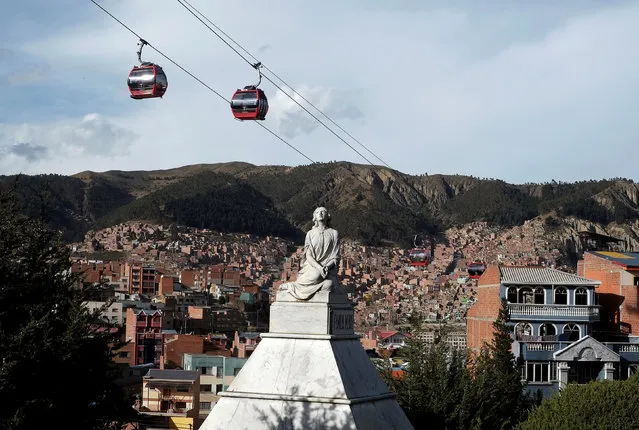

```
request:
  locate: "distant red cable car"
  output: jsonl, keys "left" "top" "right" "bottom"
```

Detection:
{"left": 409, "top": 234, "right": 430, "bottom": 267}
{"left": 230, "top": 62, "right": 269, "bottom": 121}
{"left": 468, "top": 261, "right": 486, "bottom": 279}
{"left": 127, "top": 39, "right": 168, "bottom": 100}
{"left": 409, "top": 248, "right": 430, "bottom": 267}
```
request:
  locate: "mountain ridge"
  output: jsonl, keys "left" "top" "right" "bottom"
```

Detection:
{"left": 2, "top": 162, "right": 638, "bottom": 247}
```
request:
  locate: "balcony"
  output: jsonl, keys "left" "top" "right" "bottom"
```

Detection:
{"left": 519, "top": 341, "right": 639, "bottom": 361}
{"left": 508, "top": 304, "right": 600, "bottom": 322}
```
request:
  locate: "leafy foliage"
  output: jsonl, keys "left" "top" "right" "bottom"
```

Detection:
{"left": 519, "top": 373, "right": 639, "bottom": 430}
{"left": 383, "top": 334, "right": 470, "bottom": 428}
{"left": 463, "top": 298, "right": 536, "bottom": 429}
{"left": 0, "top": 191, "right": 136, "bottom": 429}
{"left": 384, "top": 301, "right": 536, "bottom": 429}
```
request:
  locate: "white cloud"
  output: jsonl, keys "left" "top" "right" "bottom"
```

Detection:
{"left": 2, "top": 1, "right": 639, "bottom": 182}
{"left": 270, "top": 85, "right": 365, "bottom": 138}
{"left": 0, "top": 114, "right": 138, "bottom": 170}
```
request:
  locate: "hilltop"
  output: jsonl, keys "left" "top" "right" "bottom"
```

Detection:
{"left": 2, "top": 162, "right": 638, "bottom": 251}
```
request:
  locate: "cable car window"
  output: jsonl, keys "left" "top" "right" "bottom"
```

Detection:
{"left": 155, "top": 69, "right": 167, "bottom": 87}
{"left": 410, "top": 251, "right": 427, "bottom": 262}
{"left": 233, "top": 92, "right": 257, "bottom": 100}
{"left": 129, "top": 68, "right": 155, "bottom": 81}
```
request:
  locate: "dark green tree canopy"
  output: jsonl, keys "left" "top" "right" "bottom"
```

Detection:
{"left": 519, "top": 373, "right": 639, "bottom": 430}
{"left": 0, "top": 192, "right": 136, "bottom": 429}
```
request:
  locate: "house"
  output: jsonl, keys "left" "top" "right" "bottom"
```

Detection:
{"left": 182, "top": 354, "right": 248, "bottom": 417}
{"left": 232, "top": 331, "right": 261, "bottom": 358}
{"left": 125, "top": 308, "right": 167, "bottom": 366}
{"left": 467, "top": 265, "right": 639, "bottom": 398}
{"left": 141, "top": 369, "right": 200, "bottom": 417}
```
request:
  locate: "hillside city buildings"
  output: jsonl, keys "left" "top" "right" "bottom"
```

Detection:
{"left": 69, "top": 220, "right": 631, "bottom": 428}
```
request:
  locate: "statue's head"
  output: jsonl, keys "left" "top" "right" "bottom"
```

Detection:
{"left": 312, "top": 207, "right": 331, "bottom": 227}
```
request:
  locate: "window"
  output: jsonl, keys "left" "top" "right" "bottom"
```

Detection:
{"left": 118, "top": 351, "right": 130, "bottom": 358}
{"left": 628, "top": 364, "right": 639, "bottom": 379}
{"left": 176, "top": 387, "right": 189, "bottom": 393}
{"left": 539, "top": 323, "right": 556, "bottom": 337}
{"left": 199, "top": 366, "right": 213, "bottom": 375}
{"left": 519, "top": 287, "right": 533, "bottom": 304}
{"left": 563, "top": 324, "right": 580, "bottom": 341}
{"left": 174, "top": 401, "right": 187, "bottom": 409}
{"left": 575, "top": 288, "right": 588, "bottom": 305}
{"left": 506, "top": 287, "right": 517, "bottom": 303}
{"left": 200, "top": 402, "right": 212, "bottom": 410}
{"left": 201, "top": 384, "right": 212, "bottom": 392}
{"left": 233, "top": 368, "right": 241, "bottom": 376}
{"left": 215, "top": 384, "right": 223, "bottom": 394}
{"left": 534, "top": 287, "right": 545, "bottom": 304}
{"left": 515, "top": 322, "right": 532, "bottom": 339}
{"left": 525, "top": 362, "right": 555, "bottom": 383}
{"left": 554, "top": 287, "right": 567, "bottom": 305}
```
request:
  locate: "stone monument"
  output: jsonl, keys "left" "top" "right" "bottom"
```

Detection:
{"left": 201, "top": 207, "right": 413, "bottom": 429}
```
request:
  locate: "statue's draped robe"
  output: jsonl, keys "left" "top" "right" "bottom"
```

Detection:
{"left": 286, "top": 227, "right": 340, "bottom": 300}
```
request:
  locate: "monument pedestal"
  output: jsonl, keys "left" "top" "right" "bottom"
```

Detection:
{"left": 201, "top": 290, "right": 413, "bottom": 429}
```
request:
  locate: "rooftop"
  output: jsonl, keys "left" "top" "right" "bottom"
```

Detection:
{"left": 499, "top": 266, "right": 600, "bottom": 286}
{"left": 589, "top": 251, "right": 639, "bottom": 268}
{"left": 144, "top": 369, "right": 199, "bottom": 382}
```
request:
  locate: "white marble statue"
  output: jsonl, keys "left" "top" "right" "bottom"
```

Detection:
{"left": 279, "top": 207, "right": 340, "bottom": 300}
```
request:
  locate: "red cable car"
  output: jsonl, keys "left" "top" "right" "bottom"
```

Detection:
{"left": 409, "top": 248, "right": 430, "bottom": 267}
{"left": 230, "top": 62, "right": 269, "bottom": 120}
{"left": 409, "top": 234, "right": 430, "bottom": 267}
{"left": 127, "top": 39, "right": 168, "bottom": 100}
{"left": 231, "top": 86, "right": 268, "bottom": 120}
{"left": 468, "top": 261, "right": 486, "bottom": 279}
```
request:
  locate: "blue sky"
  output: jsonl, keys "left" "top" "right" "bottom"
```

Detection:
{"left": 1, "top": 0, "right": 638, "bottom": 183}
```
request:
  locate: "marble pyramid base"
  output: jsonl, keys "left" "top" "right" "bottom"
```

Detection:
{"left": 200, "top": 290, "right": 413, "bottom": 430}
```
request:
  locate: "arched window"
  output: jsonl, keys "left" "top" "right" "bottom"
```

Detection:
{"left": 507, "top": 287, "right": 517, "bottom": 303}
{"left": 563, "top": 324, "right": 580, "bottom": 341}
{"left": 534, "top": 287, "right": 545, "bottom": 304}
{"left": 539, "top": 323, "right": 556, "bottom": 337}
{"left": 575, "top": 288, "right": 588, "bottom": 305}
{"left": 554, "top": 287, "right": 567, "bottom": 305}
{"left": 516, "top": 322, "right": 533, "bottom": 339}
{"left": 519, "top": 287, "right": 534, "bottom": 304}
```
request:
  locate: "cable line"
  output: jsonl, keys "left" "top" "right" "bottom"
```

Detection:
{"left": 176, "top": 0, "right": 392, "bottom": 169}
{"left": 89, "top": 0, "right": 316, "bottom": 165}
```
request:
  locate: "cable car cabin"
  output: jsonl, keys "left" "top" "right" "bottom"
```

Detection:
{"left": 467, "top": 262, "right": 486, "bottom": 279}
{"left": 230, "top": 87, "right": 268, "bottom": 120}
{"left": 409, "top": 248, "right": 430, "bottom": 267}
{"left": 127, "top": 63, "right": 168, "bottom": 100}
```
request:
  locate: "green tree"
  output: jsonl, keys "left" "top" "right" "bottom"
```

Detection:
{"left": 382, "top": 321, "right": 471, "bottom": 429}
{"left": 519, "top": 373, "right": 639, "bottom": 430}
{"left": 0, "top": 192, "right": 136, "bottom": 429}
{"left": 462, "top": 298, "right": 536, "bottom": 429}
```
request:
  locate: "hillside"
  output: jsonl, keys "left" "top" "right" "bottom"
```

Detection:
{"left": 1, "top": 162, "right": 638, "bottom": 246}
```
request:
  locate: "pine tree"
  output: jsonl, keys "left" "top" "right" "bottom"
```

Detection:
{"left": 464, "top": 298, "right": 535, "bottom": 429}
{"left": 381, "top": 318, "right": 472, "bottom": 429}
{"left": 0, "top": 192, "right": 136, "bottom": 429}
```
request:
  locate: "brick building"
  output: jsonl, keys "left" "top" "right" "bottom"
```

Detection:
{"left": 578, "top": 251, "right": 639, "bottom": 336}
{"left": 467, "top": 265, "right": 639, "bottom": 398}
